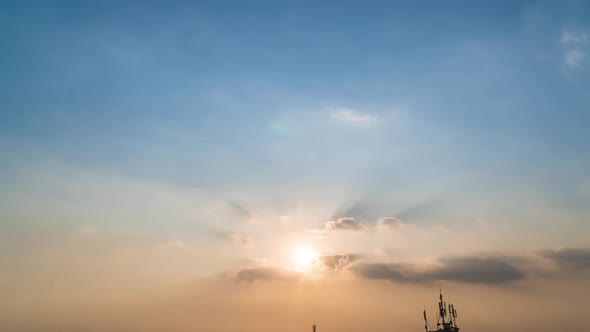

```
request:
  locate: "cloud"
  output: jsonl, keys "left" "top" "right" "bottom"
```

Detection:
{"left": 376, "top": 217, "right": 403, "bottom": 230}
{"left": 351, "top": 262, "right": 411, "bottom": 282}
{"left": 324, "top": 217, "right": 366, "bottom": 232}
{"left": 229, "top": 248, "right": 590, "bottom": 284}
{"left": 330, "top": 194, "right": 391, "bottom": 222}
{"left": 561, "top": 30, "right": 589, "bottom": 44}
{"left": 317, "top": 254, "right": 362, "bottom": 271}
{"left": 330, "top": 107, "right": 377, "bottom": 125}
{"left": 226, "top": 200, "right": 259, "bottom": 223}
{"left": 228, "top": 233, "right": 253, "bottom": 247}
{"left": 351, "top": 255, "right": 524, "bottom": 284}
{"left": 426, "top": 256, "right": 524, "bottom": 283}
{"left": 234, "top": 266, "right": 302, "bottom": 282}
{"left": 560, "top": 30, "right": 588, "bottom": 69}
{"left": 564, "top": 49, "right": 585, "bottom": 67}
{"left": 537, "top": 248, "right": 590, "bottom": 271}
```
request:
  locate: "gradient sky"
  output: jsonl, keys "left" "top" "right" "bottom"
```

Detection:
{"left": 1, "top": 1, "right": 590, "bottom": 332}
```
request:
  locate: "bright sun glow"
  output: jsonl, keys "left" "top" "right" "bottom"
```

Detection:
{"left": 293, "top": 246, "right": 318, "bottom": 269}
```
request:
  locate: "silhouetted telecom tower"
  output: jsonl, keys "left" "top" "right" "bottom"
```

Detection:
{"left": 312, "top": 323, "right": 316, "bottom": 332}
{"left": 423, "top": 290, "right": 459, "bottom": 332}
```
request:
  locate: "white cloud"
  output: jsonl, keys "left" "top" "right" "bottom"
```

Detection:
{"left": 560, "top": 30, "right": 588, "bottom": 69}
{"left": 330, "top": 107, "right": 377, "bottom": 126}
{"left": 564, "top": 49, "right": 585, "bottom": 68}
{"left": 561, "top": 30, "right": 589, "bottom": 44}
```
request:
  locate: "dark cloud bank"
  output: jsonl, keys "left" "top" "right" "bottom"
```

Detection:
{"left": 351, "top": 248, "right": 590, "bottom": 285}
{"left": 351, "top": 256, "right": 524, "bottom": 284}
{"left": 537, "top": 247, "right": 590, "bottom": 270}
{"left": 232, "top": 248, "right": 590, "bottom": 285}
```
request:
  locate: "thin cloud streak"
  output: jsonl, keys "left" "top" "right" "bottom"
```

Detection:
{"left": 233, "top": 266, "right": 302, "bottom": 283}
{"left": 330, "top": 108, "right": 378, "bottom": 126}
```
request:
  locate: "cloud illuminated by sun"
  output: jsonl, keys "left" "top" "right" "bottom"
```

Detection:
{"left": 293, "top": 246, "right": 318, "bottom": 271}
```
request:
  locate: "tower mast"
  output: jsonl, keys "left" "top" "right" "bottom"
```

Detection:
{"left": 438, "top": 290, "right": 446, "bottom": 325}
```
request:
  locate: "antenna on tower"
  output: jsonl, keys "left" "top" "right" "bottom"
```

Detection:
{"left": 438, "top": 289, "right": 446, "bottom": 325}
{"left": 427, "top": 289, "right": 460, "bottom": 332}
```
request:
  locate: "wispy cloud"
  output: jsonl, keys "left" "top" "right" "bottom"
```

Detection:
{"left": 226, "top": 200, "right": 260, "bottom": 224}
{"left": 228, "top": 233, "right": 254, "bottom": 247}
{"left": 330, "top": 107, "right": 378, "bottom": 126}
{"left": 323, "top": 217, "right": 367, "bottom": 232}
{"left": 317, "top": 254, "right": 362, "bottom": 271}
{"left": 564, "top": 49, "right": 585, "bottom": 67}
{"left": 561, "top": 30, "right": 589, "bottom": 44}
{"left": 560, "top": 30, "right": 588, "bottom": 69}
{"left": 233, "top": 266, "right": 302, "bottom": 282}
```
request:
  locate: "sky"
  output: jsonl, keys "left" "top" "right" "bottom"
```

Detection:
{"left": 1, "top": 1, "right": 590, "bottom": 331}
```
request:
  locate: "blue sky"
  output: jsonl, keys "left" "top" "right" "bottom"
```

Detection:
{"left": 3, "top": 1, "right": 589, "bottom": 214}
{"left": 0, "top": 1, "right": 590, "bottom": 231}
{"left": 2, "top": 1, "right": 590, "bottom": 226}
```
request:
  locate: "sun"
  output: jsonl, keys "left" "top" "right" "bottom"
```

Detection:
{"left": 293, "top": 246, "right": 318, "bottom": 269}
